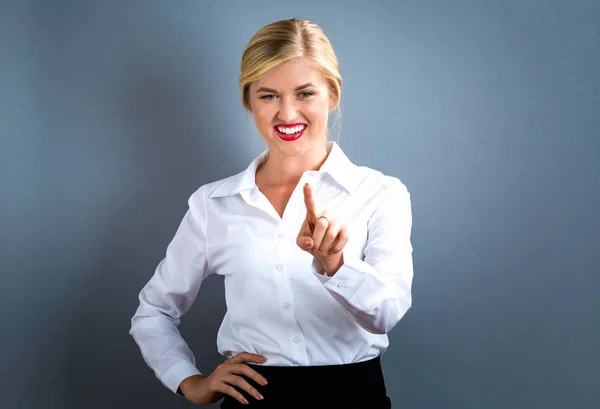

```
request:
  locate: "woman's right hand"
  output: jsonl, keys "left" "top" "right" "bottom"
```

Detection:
{"left": 178, "top": 352, "right": 269, "bottom": 406}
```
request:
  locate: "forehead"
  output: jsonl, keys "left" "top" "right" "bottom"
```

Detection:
{"left": 253, "top": 57, "right": 327, "bottom": 90}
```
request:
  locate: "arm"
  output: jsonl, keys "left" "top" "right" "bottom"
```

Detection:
{"left": 313, "top": 177, "right": 414, "bottom": 334}
{"left": 129, "top": 185, "right": 211, "bottom": 395}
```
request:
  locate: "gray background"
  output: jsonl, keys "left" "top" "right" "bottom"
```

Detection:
{"left": 1, "top": 1, "right": 598, "bottom": 408}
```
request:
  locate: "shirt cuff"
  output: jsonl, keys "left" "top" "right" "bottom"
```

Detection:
{"left": 322, "top": 256, "right": 371, "bottom": 302}
{"left": 161, "top": 359, "right": 202, "bottom": 396}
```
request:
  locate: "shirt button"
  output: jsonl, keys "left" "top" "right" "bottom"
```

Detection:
{"left": 293, "top": 336, "right": 301, "bottom": 343}
{"left": 276, "top": 264, "right": 284, "bottom": 271}
{"left": 337, "top": 281, "right": 346, "bottom": 288}
{"left": 277, "top": 233, "right": 284, "bottom": 239}
{"left": 282, "top": 302, "right": 290, "bottom": 309}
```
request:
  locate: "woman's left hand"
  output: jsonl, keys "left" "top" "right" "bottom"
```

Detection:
{"left": 296, "top": 183, "right": 349, "bottom": 276}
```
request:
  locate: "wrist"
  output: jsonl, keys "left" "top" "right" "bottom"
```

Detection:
{"left": 323, "top": 254, "right": 344, "bottom": 276}
{"left": 178, "top": 374, "right": 205, "bottom": 397}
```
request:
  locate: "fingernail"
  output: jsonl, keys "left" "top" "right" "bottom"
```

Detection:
{"left": 257, "top": 393, "right": 264, "bottom": 400}
{"left": 243, "top": 398, "right": 249, "bottom": 404}
{"left": 304, "top": 240, "right": 311, "bottom": 247}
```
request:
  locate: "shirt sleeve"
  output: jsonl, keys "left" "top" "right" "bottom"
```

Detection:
{"left": 129, "top": 185, "right": 211, "bottom": 396}
{"left": 312, "top": 177, "right": 414, "bottom": 334}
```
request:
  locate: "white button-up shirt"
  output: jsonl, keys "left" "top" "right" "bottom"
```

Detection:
{"left": 129, "top": 141, "right": 414, "bottom": 394}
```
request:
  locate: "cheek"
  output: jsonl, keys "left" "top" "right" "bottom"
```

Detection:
{"left": 252, "top": 108, "right": 273, "bottom": 130}
{"left": 306, "top": 102, "right": 330, "bottom": 127}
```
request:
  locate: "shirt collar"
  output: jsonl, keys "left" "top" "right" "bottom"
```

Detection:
{"left": 208, "top": 141, "right": 359, "bottom": 198}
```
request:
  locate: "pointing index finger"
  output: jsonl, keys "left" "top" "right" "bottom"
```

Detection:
{"left": 303, "top": 183, "right": 318, "bottom": 222}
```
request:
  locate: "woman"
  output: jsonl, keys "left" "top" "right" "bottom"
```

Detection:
{"left": 130, "top": 18, "right": 413, "bottom": 408}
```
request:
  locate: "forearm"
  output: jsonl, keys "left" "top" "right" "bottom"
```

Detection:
{"left": 313, "top": 252, "right": 413, "bottom": 334}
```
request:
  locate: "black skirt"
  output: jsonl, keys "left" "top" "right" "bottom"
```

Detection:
{"left": 220, "top": 355, "right": 392, "bottom": 409}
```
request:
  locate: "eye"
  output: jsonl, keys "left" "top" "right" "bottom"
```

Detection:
{"left": 298, "top": 92, "right": 313, "bottom": 99}
{"left": 260, "top": 94, "right": 276, "bottom": 101}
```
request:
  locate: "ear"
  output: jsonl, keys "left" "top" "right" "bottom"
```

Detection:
{"left": 328, "top": 93, "right": 337, "bottom": 111}
{"left": 246, "top": 84, "right": 254, "bottom": 113}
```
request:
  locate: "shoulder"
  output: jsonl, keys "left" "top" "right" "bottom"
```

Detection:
{"left": 186, "top": 169, "right": 246, "bottom": 207}
{"left": 353, "top": 164, "right": 410, "bottom": 198}
{"left": 353, "top": 166, "right": 412, "bottom": 226}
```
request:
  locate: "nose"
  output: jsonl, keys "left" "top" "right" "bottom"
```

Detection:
{"left": 277, "top": 96, "right": 298, "bottom": 123}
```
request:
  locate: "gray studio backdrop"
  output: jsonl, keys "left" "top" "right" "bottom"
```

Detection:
{"left": 1, "top": 1, "right": 599, "bottom": 408}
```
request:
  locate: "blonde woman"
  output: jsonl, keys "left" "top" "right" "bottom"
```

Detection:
{"left": 130, "top": 18, "right": 413, "bottom": 408}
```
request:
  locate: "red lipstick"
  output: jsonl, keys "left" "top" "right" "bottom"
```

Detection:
{"left": 273, "top": 123, "right": 307, "bottom": 142}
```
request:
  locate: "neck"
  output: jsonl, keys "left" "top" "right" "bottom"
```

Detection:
{"left": 257, "top": 142, "right": 330, "bottom": 187}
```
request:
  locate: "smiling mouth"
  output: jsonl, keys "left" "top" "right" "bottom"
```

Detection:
{"left": 273, "top": 124, "right": 307, "bottom": 141}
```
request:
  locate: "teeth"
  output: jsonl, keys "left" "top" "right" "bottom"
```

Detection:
{"left": 277, "top": 125, "right": 305, "bottom": 134}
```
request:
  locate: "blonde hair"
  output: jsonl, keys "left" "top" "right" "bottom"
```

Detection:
{"left": 239, "top": 18, "right": 342, "bottom": 151}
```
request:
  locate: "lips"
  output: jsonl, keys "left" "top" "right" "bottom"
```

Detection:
{"left": 273, "top": 123, "right": 307, "bottom": 141}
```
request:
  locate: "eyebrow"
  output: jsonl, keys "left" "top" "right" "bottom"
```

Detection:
{"left": 255, "top": 83, "right": 315, "bottom": 93}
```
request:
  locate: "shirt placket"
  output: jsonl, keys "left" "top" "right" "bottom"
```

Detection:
{"left": 273, "top": 175, "right": 316, "bottom": 365}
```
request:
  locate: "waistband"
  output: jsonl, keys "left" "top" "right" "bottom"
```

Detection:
{"left": 222, "top": 356, "right": 389, "bottom": 408}
{"left": 247, "top": 355, "right": 386, "bottom": 388}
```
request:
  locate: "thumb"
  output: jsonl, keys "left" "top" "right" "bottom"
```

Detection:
{"left": 297, "top": 236, "right": 314, "bottom": 252}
